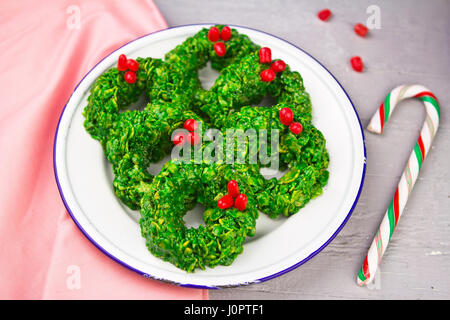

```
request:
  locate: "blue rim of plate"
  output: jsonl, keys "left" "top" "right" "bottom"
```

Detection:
{"left": 53, "top": 23, "right": 367, "bottom": 290}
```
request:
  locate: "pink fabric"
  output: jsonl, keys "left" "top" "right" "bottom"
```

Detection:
{"left": 0, "top": 0, "right": 208, "bottom": 300}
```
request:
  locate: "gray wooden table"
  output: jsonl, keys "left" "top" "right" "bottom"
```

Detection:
{"left": 154, "top": 0, "right": 450, "bottom": 299}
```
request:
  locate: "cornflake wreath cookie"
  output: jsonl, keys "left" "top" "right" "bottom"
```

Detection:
{"left": 139, "top": 162, "right": 259, "bottom": 272}
{"left": 82, "top": 25, "right": 329, "bottom": 271}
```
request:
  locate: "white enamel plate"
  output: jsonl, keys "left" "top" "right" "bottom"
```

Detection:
{"left": 54, "top": 24, "right": 366, "bottom": 289}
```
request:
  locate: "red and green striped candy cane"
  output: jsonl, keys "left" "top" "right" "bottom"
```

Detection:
{"left": 357, "top": 84, "right": 440, "bottom": 286}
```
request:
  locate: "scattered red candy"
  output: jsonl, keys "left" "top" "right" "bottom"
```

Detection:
{"left": 126, "top": 59, "right": 139, "bottom": 71}
{"left": 188, "top": 131, "right": 200, "bottom": 145}
{"left": 271, "top": 60, "right": 286, "bottom": 73}
{"left": 317, "top": 9, "right": 331, "bottom": 21}
{"left": 279, "top": 107, "right": 294, "bottom": 126}
{"left": 220, "top": 26, "right": 231, "bottom": 41}
{"left": 227, "top": 180, "right": 240, "bottom": 198}
{"left": 217, "top": 194, "right": 234, "bottom": 209}
{"left": 234, "top": 194, "right": 247, "bottom": 211}
{"left": 208, "top": 27, "right": 220, "bottom": 42}
{"left": 354, "top": 23, "right": 369, "bottom": 37}
{"left": 172, "top": 132, "right": 186, "bottom": 146}
{"left": 260, "top": 69, "right": 276, "bottom": 82}
{"left": 289, "top": 122, "right": 303, "bottom": 135}
{"left": 350, "top": 56, "right": 364, "bottom": 72}
{"left": 117, "top": 54, "right": 128, "bottom": 71}
{"left": 259, "top": 47, "right": 272, "bottom": 64}
{"left": 183, "top": 119, "right": 198, "bottom": 132}
{"left": 214, "top": 42, "right": 226, "bottom": 57}
{"left": 124, "top": 71, "right": 137, "bottom": 84}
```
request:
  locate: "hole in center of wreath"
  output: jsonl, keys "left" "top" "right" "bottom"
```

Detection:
{"left": 183, "top": 203, "right": 207, "bottom": 228}
{"left": 198, "top": 61, "right": 221, "bottom": 90}
{"left": 257, "top": 95, "right": 277, "bottom": 107}
{"left": 119, "top": 92, "right": 149, "bottom": 113}
{"left": 147, "top": 154, "right": 171, "bottom": 176}
{"left": 259, "top": 166, "right": 289, "bottom": 180}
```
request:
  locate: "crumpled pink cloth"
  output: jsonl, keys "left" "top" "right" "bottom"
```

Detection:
{"left": 0, "top": 0, "right": 208, "bottom": 300}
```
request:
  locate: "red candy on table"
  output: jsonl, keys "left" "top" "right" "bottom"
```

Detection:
{"left": 117, "top": 54, "right": 128, "bottom": 71}
{"left": 260, "top": 69, "right": 275, "bottom": 82}
{"left": 220, "top": 26, "right": 231, "bottom": 41}
{"left": 234, "top": 194, "right": 247, "bottom": 211}
{"left": 214, "top": 42, "right": 226, "bottom": 57}
{"left": 217, "top": 194, "right": 234, "bottom": 209}
{"left": 183, "top": 119, "right": 198, "bottom": 132}
{"left": 124, "top": 71, "right": 136, "bottom": 84}
{"left": 227, "top": 180, "right": 240, "bottom": 198}
{"left": 172, "top": 132, "right": 186, "bottom": 146}
{"left": 126, "top": 59, "right": 139, "bottom": 71}
{"left": 317, "top": 9, "right": 331, "bottom": 21}
{"left": 259, "top": 47, "right": 272, "bottom": 64}
{"left": 350, "top": 56, "right": 364, "bottom": 72}
{"left": 354, "top": 23, "right": 369, "bottom": 37}
{"left": 208, "top": 27, "right": 220, "bottom": 42}
{"left": 279, "top": 107, "right": 294, "bottom": 126}
{"left": 271, "top": 60, "right": 286, "bottom": 73}
{"left": 289, "top": 122, "right": 303, "bottom": 135}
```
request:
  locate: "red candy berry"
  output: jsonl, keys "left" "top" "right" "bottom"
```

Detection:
{"left": 289, "top": 122, "right": 303, "bottom": 135}
{"left": 350, "top": 56, "right": 364, "bottom": 72}
{"left": 227, "top": 180, "right": 240, "bottom": 198}
{"left": 188, "top": 131, "right": 200, "bottom": 145}
{"left": 318, "top": 9, "right": 331, "bottom": 21}
{"left": 126, "top": 59, "right": 139, "bottom": 71}
{"left": 271, "top": 60, "right": 286, "bottom": 73}
{"left": 172, "top": 132, "right": 186, "bottom": 146}
{"left": 183, "top": 119, "right": 198, "bottom": 132}
{"left": 117, "top": 54, "right": 128, "bottom": 71}
{"left": 124, "top": 71, "right": 137, "bottom": 84}
{"left": 208, "top": 27, "right": 220, "bottom": 42}
{"left": 354, "top": 23, "right": 369, "bottom": 37}
{"left": 234, "top": 194, "right": 247, "bottom": 211}
{"left": 279, "top": 107, "right": 294, "bottom": 126}
{"left": 220, "top": 26, "right": 231, "bottom": 41}
{"left": 259, "top": 47, "right": 272, "bottom": 64}
{"left": 260, "top": 69, "right": 276, "bottom": 82}
{"left": 217, "top": 194, "right": 234, "bottom": 209}
{"left": 214, "top": 42, "right": 226, "bottom": 57}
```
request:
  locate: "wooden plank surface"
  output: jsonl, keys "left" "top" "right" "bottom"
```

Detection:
{"left": 154, "top": 0, "right": 450, "bottom": 299}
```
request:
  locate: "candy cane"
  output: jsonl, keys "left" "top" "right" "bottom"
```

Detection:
{"left": 357, "top": 84, "right": 441, "bottom": 286}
